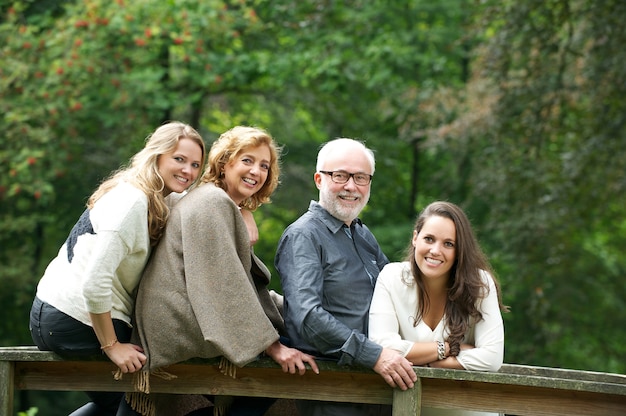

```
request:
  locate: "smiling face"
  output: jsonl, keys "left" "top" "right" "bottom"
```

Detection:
{"left": 157, "top": 137, "right": 204, "bottom": 195}
{"left": 222, "top": 144, "right": 271, "bottom": 205}
{"left": 315, "top": 143, "right": 372, "bottom": 225}
{"left": 412, "top": 215, "right": 457, "bottom": 282}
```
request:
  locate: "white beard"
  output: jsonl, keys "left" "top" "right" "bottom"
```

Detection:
{"left": 319, "top": 186, "right": 369, "bottom": 223}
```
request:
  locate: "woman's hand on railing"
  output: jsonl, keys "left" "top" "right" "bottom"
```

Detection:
{"left": 102, "top": 342, "right": 147, "bottom": 374}
{"left": 265, "top": 341, "right": 319, "bottom": 375}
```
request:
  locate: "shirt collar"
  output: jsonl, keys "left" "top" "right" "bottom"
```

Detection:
{"left": 308, "top": 200, "right": 363, "bottom": 234}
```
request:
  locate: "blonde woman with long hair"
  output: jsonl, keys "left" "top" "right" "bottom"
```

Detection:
{"left": 30, "top": 121, "right": 205, "bottom": 416}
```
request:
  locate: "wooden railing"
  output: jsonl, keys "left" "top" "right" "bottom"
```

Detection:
{"left": 1, "top": 346, "right": 625, "bottom": 416}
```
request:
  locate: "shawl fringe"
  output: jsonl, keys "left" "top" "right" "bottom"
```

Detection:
{"left": 121, "top": 369, "right": 178, "bottom": 416}
{"left": 118, "top": 360, "right": 237, "bottom": 416}
{"left": 218, "top": 356, "right": 238, "bottom": 378}
{"left": 215, "top": 358, "right": 237, "bottom": 416}
{"left": 126, "top": 391, "right": 156, "bottom": 416}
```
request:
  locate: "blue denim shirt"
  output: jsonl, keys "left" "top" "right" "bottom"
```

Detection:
{"left": 275, "top": 201, "right": 389, "bottom": 368}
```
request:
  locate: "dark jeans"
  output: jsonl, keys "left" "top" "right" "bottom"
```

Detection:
{"left": 30, "top": 296, "right": 132, "bottom": 416}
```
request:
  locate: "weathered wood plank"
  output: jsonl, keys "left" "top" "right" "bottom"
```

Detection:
{"left": 413, "top": 365, "right": 626, "bottom": 396}
{"left": 15, "top": 361, "right": 134, "bottom": 392}
{"left": 0, "top": 346, "right": 66, "bottom": 362}
{"left": 152, "top": 363, "right": 392, "bottom": 404}
{"left": 12, "top": 360, "right": 626, "bottom": 415}
{"left": 500, "top": 363, "right": 626, "bottom": 385}
{"left": 14, "top": 361, "right": 393, "bottom": 405}
{"left": 420, "top": 378, "right": 626, "bottom": 416}
{"left": 392, "top": 378, "right": 421, "bottom": 416}
{"left": 3, "top": 347, "right": 625, "bottom": 396}
{"left": 0, "top": 361, "right": 14, "bottom": 416}
{"left": 2, "top": 346, "right": 625, "bottom": 416}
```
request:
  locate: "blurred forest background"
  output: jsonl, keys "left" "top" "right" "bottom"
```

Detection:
{"left": 1, "top": 0, "right": 625, "bottom": 414}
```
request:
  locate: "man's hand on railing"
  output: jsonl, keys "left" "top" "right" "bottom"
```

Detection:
{"left": 373, "top": 348, "right": 417, "bottom": 390}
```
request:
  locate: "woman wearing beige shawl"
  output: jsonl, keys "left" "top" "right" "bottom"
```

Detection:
{"left": 124, "top": 126, "right": 318, "bottom": 416}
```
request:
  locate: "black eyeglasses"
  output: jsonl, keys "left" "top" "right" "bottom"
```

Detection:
{"left": 319, "top": 170, "right": 373, "bottom": 186}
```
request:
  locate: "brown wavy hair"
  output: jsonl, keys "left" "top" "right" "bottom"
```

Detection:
{"left": 201, "top": 126, "right": 281, "bottom": 211}
{"left": 87, "top": 122, "right": 205, "bottom": 245}
{"left": 406, "top": 201, "right": 509, "bottom": 356}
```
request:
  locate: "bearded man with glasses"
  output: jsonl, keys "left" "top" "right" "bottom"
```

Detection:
{"left": 275, "top": 138, "right": 417, "bottom": 416}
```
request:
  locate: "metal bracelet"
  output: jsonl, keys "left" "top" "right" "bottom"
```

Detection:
{"left": 437, "top": 340, "right": 446, "bottom": 360}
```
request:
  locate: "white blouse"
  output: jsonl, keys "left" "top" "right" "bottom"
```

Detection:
{"left": 369, "top": 262, "right": 505, "bottom": 416}
{"left": 369, "top": 262, "right": 504, "bottom": 372}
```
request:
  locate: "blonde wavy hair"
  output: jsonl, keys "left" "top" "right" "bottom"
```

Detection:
{"left": 88, "top": 122, "right": 205, "bottom": 245}
{"left": 201, "top": 126, "right": 281, "bottom": 211}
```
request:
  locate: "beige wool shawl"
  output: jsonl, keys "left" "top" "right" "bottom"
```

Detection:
{"left": 128, "top": 182, "right": 284, "bottom": 415}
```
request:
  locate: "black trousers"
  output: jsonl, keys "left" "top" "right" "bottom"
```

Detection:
{"left": 30, "top": 296, "right": 132, "bottom": 416}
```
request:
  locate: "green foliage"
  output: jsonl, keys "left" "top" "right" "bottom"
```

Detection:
{"left": 17, "top": 407, "right": 38, "bottom": 416}
{"left": 434, "top": 0, "right": 626, "bottom": 373}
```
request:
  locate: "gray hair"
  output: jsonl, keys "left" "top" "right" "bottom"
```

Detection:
{"left": 315, "top": 138, "right": 376, "bottom": 173}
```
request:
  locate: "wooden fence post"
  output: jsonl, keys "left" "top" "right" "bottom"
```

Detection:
{"left": 392, "top": 377, "right": 421, "bottom": 416}
{"left": 0, "top": 360, "right": 14, "bottom": 416}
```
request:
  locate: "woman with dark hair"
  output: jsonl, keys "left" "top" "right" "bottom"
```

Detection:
{"left": 369, "top": 201, "right": 508, "bottom": 415}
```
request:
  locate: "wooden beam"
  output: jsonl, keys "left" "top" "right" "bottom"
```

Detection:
{"left": 420, "top": 378, "right": 626, "bottom": 416}
{"left": 0, "top": 361, "right": 14, "bottom": 416}
{"left": 3, "top": 348, "right": 625, "bottom": 416}
{"left": 392, "top": 378, "right": 421, "bottom": 416}
{"left": 15, "top": 361, "right": 392, "bottom": 405}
